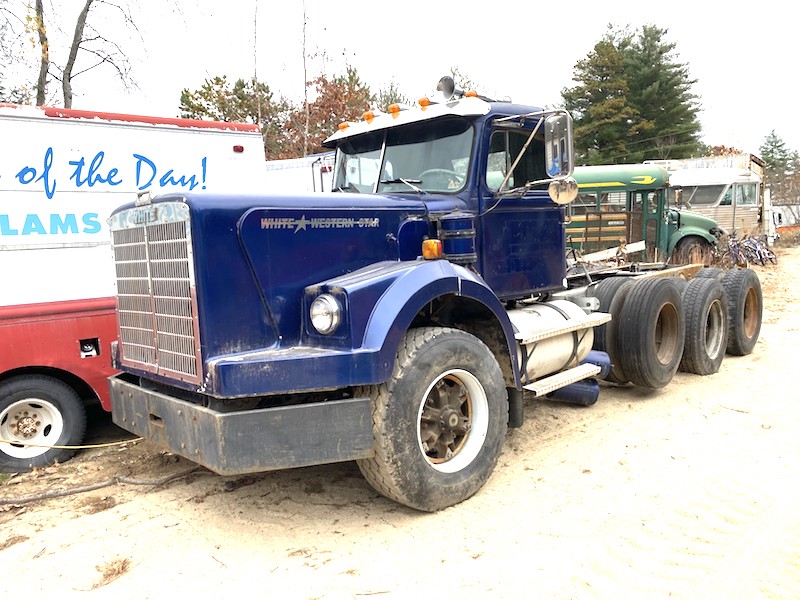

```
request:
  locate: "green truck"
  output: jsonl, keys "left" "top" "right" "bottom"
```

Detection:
{"left": 569, "top": 163, "right": 721, "bottom": 263}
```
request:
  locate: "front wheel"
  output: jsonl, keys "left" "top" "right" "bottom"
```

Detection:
{"left": 673, "top": 237, "right": 713, "bottom": 265}
{"left": 0, "top": 375, "right": 87, "bottom": 473}
{"left": 356, "top": 327, "right": 508, "bottom": 512}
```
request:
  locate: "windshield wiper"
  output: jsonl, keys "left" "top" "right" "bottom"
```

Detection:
{"left": 380, "top": 178, "right": 424, "bottom": 193}
{"left": 332, "top": 183, "right": 360, "bottom": 193}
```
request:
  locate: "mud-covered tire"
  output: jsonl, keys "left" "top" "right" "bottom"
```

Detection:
{"left": 0, "top": 375, "right": 87, "bottom": 473}
{"left": 673, "top": 237, "right": 713, "bottom": 265}
{"left": 618, "top": 278, "right": 686, "bottom": 389}
{"left": 694, "top": 267, "right": 726, "bottom": 281}
{"left": 723, "top": 268, "right": 763, "bottom": 356}
{"left": 679, "top": 278, "right": 729, "bottom": 375}
{"left": 356, "top": 327, "right": 508, "bottom": 512}
{"left": 591, "top": 277, "right": 636, "bottom": 384}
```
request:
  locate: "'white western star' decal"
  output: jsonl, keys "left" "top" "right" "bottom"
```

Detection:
{"left": 260, "top": 215, "right": 381, "bottom": 233}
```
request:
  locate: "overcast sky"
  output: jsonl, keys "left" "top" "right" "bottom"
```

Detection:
{"left": 34, "top": 0, "right": 794, "bottom": 157}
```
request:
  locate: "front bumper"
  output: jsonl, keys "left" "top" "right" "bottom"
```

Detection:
{"left": 109, "top": 376, "right": 374, "bottom": 475}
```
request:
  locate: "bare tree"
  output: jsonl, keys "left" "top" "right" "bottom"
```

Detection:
{"left": 34, "top": 0, "right": 49, "bottom": 105}
{"left": 3, "top": 0, "right": 142, "bottom": 108}
{"left": 57, "top": 0, "right": 140, "bottom": 108}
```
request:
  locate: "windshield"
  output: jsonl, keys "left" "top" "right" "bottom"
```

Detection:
{"left": 680, "top": 184, "right": 726, "bottom": 206}
{"left": 332, "top": 117, "right": 474, "bottom": 194}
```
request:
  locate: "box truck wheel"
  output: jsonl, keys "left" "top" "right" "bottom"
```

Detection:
{"left": 679, "top": 277, "right": 729, "bottom": 375}
{"left": 723, "top": 268, "right": 763, "bottom": 356}
{"left": 356, "top": 327, "right": 508, "bottom": 512}
{"left": 0, "top": 375, "right": 87, "bottom": 473}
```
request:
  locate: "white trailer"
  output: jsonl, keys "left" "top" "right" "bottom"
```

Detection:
{"left": 263, "top": 152, "right": 334, "bottom": 193}
{"left": 0, "top": 103, "right": 267, "bottom": 472}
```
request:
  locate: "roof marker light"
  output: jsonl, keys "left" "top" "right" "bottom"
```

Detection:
{"left": 388, "top": 104, "right": 401, "bottom": 118}
{"left": 418, "top": 97, "right": 431, "bottom": 110}
{"left": 338, "top": 122, "right": 350, "bottom": 131}
{"left": 363, "top": 110, "right": 375, "bottom": 123}
{"left": 465, "top": 90, "right": 478, "bottom": 98}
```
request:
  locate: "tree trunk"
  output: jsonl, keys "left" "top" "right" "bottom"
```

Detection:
{"left": 62, "top": 0, "right": 93, "bottom": 108}
{"left": 35, "top": 0, "right": 49, "bottom": 106}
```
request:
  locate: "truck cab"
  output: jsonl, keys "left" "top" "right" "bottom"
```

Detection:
{"left": 324, "top": 86, "right": 575, "bottom": 299}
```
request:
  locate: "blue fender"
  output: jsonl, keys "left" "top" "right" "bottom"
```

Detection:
{"left": 207, "top": 260, "right": 520, "bottom": 397}
{"left": 353, "top": 260, "right": 520, "bottom": 384}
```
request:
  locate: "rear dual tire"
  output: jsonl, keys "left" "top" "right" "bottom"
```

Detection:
{"left": 617, "top": 278, "right": 686, "bottom": 389}
{"left": 693, "top": 266, "right": 762, "bottom": 356}
{"left": 679, "top": 278, "right": 728, "bottom": 375}
{"left": 723, "top": 268, "right": 763, "bottom": 356}
{"left": 592, "top": 277, "right": 636, "bottom": 385}
{"left": 593, "top": 277, "right": 686, "bottom": 389}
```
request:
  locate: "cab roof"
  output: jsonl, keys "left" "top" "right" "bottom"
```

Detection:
{"left": 322, "top": 96, "right": 544, "bottom": 147}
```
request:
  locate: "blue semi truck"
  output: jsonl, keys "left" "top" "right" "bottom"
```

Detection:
{"left": 106, "top": 77, "right": 763, "bottom": 511}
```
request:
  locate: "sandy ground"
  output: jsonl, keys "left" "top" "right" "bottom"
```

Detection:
{"left": 2, "top": 246, "right": 799, "bottom": 599}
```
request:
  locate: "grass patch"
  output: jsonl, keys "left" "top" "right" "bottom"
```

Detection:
{"left": 92, "top": 557, "right": 131, "bottom": 589}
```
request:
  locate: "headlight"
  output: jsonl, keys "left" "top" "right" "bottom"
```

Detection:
{"left": 310, "top": 294, "right": 342, "bottom": 335}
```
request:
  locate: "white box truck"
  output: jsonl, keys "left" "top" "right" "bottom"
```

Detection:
{"left": 0, "top": 103, "right": 266, "bottom": 472}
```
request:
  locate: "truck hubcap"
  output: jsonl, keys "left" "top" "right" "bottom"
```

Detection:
{"left": 12, "top": 411, "right": 41, "bottom": 438}
{"left": 417, "top": 369, "right": 489, "bottom": 474}
{"left": 0, "top": 399, "right": 63, "bottom": 459}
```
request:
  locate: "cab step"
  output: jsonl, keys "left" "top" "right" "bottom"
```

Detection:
{"left": 522, "top": 362, "right": 602, "bottom": 397}
{"left": 515, "top": 312, "right": 611, "bottom": 346}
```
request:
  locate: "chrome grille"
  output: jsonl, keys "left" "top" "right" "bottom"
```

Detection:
{"left": 110, "top": 203, "right": 201, "bottom": 384}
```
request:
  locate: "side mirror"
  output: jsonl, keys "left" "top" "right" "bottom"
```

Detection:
{"left": 548, "top": 178, "right": 578, "bottom": 205}
{"left": 544, "top": 112, "right": 574, "bottom": 178}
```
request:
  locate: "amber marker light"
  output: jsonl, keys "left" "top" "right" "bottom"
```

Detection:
{"left": 465, "top": 90, "right": 478, "bottom": 97}
{"left": 388, "top": 104, "right": 401, "bottom": 118}
{"left": 421, "top": 239, "right": 443, "bottom": 260}
{"left": 338, "top": 122, "right": 350, "bottom": 131}
{"left": 418, "top": 97, "right": 431, "bottom": 109}
{"left": 363, "top": 110, "right": 375, "bottom": 123}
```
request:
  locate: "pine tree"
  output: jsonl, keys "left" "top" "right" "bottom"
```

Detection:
{"left": 760, "top": 130, "right": 798, "bottom": 205}
{"left": 562, "top": 25, "right": 702, "bottom": 164}
{"left": 562, "top": 38, "right": 639, "bottom": 165}
{"left": 622, "top": 25, "right": 702, "bottom": 161}
{"left": 179, "top": 76, "right": 293, "bottom": 159}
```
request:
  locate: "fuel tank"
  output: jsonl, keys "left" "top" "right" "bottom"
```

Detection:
{"left": 507, "top": 299, "right": 595, "bottom": 381}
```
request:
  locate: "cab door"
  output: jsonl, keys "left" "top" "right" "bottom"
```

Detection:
{"left": 631, "top": 189, "right": 666, "bottom": 260}
{"left": 477, "top": 127, "right": 565, "bottom": 298}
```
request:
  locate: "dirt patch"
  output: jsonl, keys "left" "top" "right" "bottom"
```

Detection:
{"left": 1, "top": 246, "right": 798, "bottom": 598}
